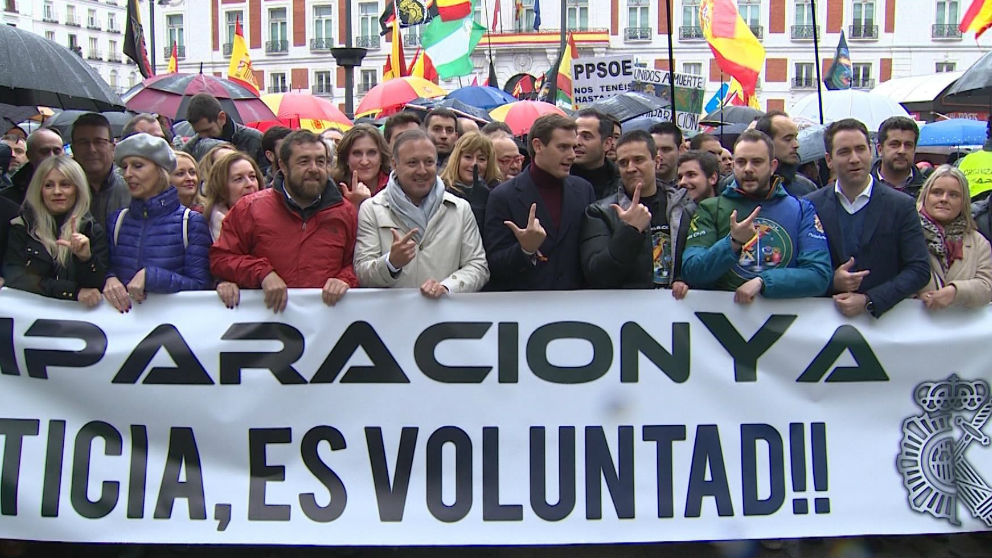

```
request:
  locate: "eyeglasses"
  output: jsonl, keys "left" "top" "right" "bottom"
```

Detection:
{"left": 72, "top": 138, "right": 113, "bottom": 149}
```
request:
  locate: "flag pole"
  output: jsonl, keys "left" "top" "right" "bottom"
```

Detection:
{"left": 484, "top": 0, "right": 496, "bottom": 80}
{"left": 810, "top": 0, "right": 824, "bottom": 125}
{"left": 148, "top": 1, "right": 156, "bottom": 72}
{"left": 665, "top": 0, "right": 676, "bottom": 125}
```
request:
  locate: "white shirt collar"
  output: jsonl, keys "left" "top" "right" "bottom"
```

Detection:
{"left": 834, "top": 177, "right": 874, "bottom": 214}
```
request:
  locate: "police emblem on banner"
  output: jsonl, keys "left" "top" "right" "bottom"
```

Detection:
{"left": 896, "top": 374, "right": 992, "bottom": 527}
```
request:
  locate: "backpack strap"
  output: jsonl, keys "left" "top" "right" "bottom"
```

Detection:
{"left": 112, "top": 208, "right": 129, "bottom": 246}
{"left": 182, "top": 207, "right": 191, "bottom": 249}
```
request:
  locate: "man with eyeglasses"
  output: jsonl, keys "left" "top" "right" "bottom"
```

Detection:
{"left": 0, "top": 128, "right": 64, "bottom": 206}
{"left": 72, "top": 113, "right": 130, "bottom": 227}
{"left": 493, "top": 136, "right": 524, "bottom": 181}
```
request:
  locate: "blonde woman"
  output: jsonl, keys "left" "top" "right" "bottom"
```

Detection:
{"left": 171, "top": 150, "right": 203, "bottom": 212}
{"left": 2, "top": 156, "right": 108, "bottom": 306}
{"left": 917, "top": 164, "right": 992, "bottom": 309}
{"left": 439, "top": 131, "right": 501, "bottom": 232}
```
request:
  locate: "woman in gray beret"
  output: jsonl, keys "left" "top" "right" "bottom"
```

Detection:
{"left": 102, "top": 133, "right": 213, "bottom": 313}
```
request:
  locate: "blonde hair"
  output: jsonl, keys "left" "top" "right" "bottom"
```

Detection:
{"left": 440, "top": 132, "right": 501, "bottom": 193}
{"left": 171, "top": 150, "right": 201, "bottom": 206}
{"left": 196, "top": 141, "right": 237, "bottom": 189}
{"left": 203, "top": 151, "right": 263, "bottom": 219}
{"left": 23, "top": 156, "right": 92, "bottom": 269}
{"left": 917, "top": 164, "right": 974, "bottom": 231}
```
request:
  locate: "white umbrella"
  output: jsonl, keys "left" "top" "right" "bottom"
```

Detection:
{"left": 788, "top": 89, "right": 910, "bottom": 131}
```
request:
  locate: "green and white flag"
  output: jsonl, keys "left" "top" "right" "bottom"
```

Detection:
{"left": 421, "top": 13, "right": 486, "bottom": 79}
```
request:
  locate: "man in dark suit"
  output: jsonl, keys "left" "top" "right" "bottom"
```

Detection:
{"left": 484, "top": 114, "right": 596, "bottom": 290}
{"left": 805, "top": 118, "right": 929, "bottom": 318}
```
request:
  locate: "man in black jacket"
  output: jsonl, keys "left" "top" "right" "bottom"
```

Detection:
{"left": 871, "top": 115, "right": 928, "bottom": 199}
{"left": 580, "top": 130, "right": 695, "bottom": 296}
{"left": 754, "top": 110, "right": 817, "bottom": 197}
{"left": 485, "top": 114, "right": 595, "bottom": 290}
{"left": 571, "top": 108, "right": 620, "bottom": 199}
{"left": 182, "top": 93, "right": 264, "bottom": 168}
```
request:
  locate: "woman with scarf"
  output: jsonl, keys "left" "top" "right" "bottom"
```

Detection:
{"left": 439, "top": 131, "right": 500, "bottom": 233}
{"left": 354, "top": 129, "right": 488, "bottom": 297}
{"left": 3, "top": 156, "right": 108, "bottom": 306}
{"left": 917, "top": 165, "right": 992, "bottom": 309}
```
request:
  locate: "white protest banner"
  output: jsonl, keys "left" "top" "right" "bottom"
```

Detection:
{"left": 630, "top": 67, "right": 706, "bottom": 129}
{"left": 0, "top": 288, "right": 990, "bottom": 545}
{"left": 571, "top": 55, "right": 636, "bottom": 107}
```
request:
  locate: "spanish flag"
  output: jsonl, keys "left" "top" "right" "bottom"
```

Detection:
{"left": 167, "top": 42, "right": 178, "bottom": 73}
{"left": 383, "top": 12, "right": 407, "bottom": 80}
{"left": 960, "top": 0, "right": 992, "bottom": 38}
{"left": 227, "top": 17, "right": 260, "bottom": 95}
{"left": 699, "top": 0, "right": 765, "bottom": 95}
{"left": 436, "top": 0, "right": 472, "bottom": 21}
{"left": 409, "top": 48, "right": 439, "bottom": 83}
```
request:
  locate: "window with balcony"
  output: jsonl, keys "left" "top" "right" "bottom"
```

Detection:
{"left": 936, "top": 61, "right": 956, "bottom": 72}
{"left": 45, "top": 30, "right": 54, "bottom": 41}
{"left": 87, "top": 9, "right": 99, "bottom": 29}
{"left": 360, "top": 69, "right": 377, "bottom": 93}
{"left": 312, "top": 5, "right": 333, "bottom": 50}
{"left": 520, "top": 0, "right": 537, "bottom": 31}
{"left": 43, "top": 1, "right": 55, "bottom": 22}
{"left": 404, "top": 25, "right": 422, "bottom": 47}
{"left": 108, "top": 40, "right": 120, "bottom": 62}
{"left": 166, "top": 14, "right": 184, "bottom": 58}
{"left": 129, "top": 72, "right": 137, "bottom": 88}
{"left": 358, "top": 3, "right": 380, "bottom": 48}
{"left": 68, "top": 34, "right": 78, "bottom": 51}
{"left": 683, "top": 62, "right": 702, "bottom": 75}
{"left": 66, "top": 5, "right": 78, "bottom": 26}
{"left": 313, "top": 71, "right": 333, "bottom": 96}
{"left": 793, "top": 62, "right": 815, "bottom": 88}
{"left": 851, "top": 0, "right": 877, "bottom": 38}
{"left": 87, "top": 37, "right": 100, "bottom": 60}
{"left": 224, "top": 11, "right": 242, "bottom": 55}
{"left": 626, "top": 0, "right": 651, "bottom": 40}
{"left": 738, "top": 1, "right": 762, "bottom": 37}
{"left": 269, "top": 73, "right": 288, "bottom": 94}
{"left": 109, "top": 70, "right": 118, "bottom": 90}
{"left": 4, "top": 0, "right": 15, "bottom": 13}
{"left": 268, "top": 8, "right": 289, "bottom": 53}
{"left": 567, "top": 0, "right": 589, "bottom": 31}
{"left": 792, "top": 0, "right": 818, "bottom": 39}
{"left": 852, "top": 63, "right": 873, "bottom": 88}
{"left": 681, "top": 0, "right": 702, "bottom": 39}
{"left": 107, "top": 12, "right": 118, "bottom": 32}
{"left": 934, "top": 1, "right": 961, "bottom": 38}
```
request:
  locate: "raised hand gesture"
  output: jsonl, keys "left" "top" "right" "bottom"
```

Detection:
{"left": 55, "top": 217, "right": 91, "bottom": 261}
{"left": 389, "top": 228, "right": 419, "bottom": 269}
{"left": 611, "top": 182, "right": 651, "bottom": 232}
{"left": 339, "top": 170, "right": 372, "bottom": 206}
{"left": 504, "top": 203, "right": 546, "bottom": 254}
{"left": 729, "top": 207, "right": 761, "bottom": 247}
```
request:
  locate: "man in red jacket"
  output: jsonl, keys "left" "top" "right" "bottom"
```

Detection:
{"left": 210, "top": 130, "right": 359, "bottom": 312}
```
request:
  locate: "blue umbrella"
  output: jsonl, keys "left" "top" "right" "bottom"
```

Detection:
{"left": 447, "top": 86, "right": 518, "bottom": 110}
{"left": 918, "top": 118, "right": 987, "bottom": 147}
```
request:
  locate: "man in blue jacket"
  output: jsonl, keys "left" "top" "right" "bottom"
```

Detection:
{"left": 805, "top": 118, "right": 930, "bottom": 318}
{"left": 682, "top": 129, "right": 832, "bottom": 303}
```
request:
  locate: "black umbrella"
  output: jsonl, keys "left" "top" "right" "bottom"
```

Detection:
{"left": 0, "top": 24, "right": 123, "bottom": 111}
{"left": 43, "top": 110, "right": 133, "bottom": 140}
{"left": 701, "top": 106, "right": 764, "bottom": 126}
{"left": 708, "top": 123, "right": 749, "bottom": 149}
{"left": 0, "top": 103, "right": 39, "bottom": 131}
{"left": 938, "top": 50, "right": 992, "bottom": 110}
{"left": 404, "top": 98, "right": 492, "bottom": 122}
{"left": 590, "top": 92, "right": 667, "bottom": 123}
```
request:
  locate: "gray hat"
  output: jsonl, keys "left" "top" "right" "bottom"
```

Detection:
{"left": 114, "top": 132, "right": 177, "bottom": 172}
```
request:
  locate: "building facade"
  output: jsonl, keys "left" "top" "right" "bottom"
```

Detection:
{"left": 3, "top": 0, "right": 985, "bottom": 119}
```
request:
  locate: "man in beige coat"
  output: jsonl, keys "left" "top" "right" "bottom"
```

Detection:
{"left": 355, "top": 129, "right": 489, "bottom": 296}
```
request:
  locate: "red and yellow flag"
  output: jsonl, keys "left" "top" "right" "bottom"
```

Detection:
{"left": 410, "top": 48, "right": 439, "bottom": 84}
{"left": 699, "top": 0, "right": 765, "bottom": 96}
{"left": 436, "top": 0, "right": 471, "bottom": 21}
{"left": 167, "top": 42, "right": 178, "bottom": 73}
{"left": 723, "top": 76, "right": 760, "bottom": 109}
{"left": 960, "top": 0, "right": 992, "bottom": 38}
{"left": 227, "top": 17, "right": 260, "bottom": 95}
{"left": 383, "top": 6, "right": 407, "bottom": 80}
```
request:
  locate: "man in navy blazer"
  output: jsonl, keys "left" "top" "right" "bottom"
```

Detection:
{"left": 805, "top": 118, "right": 930, "bottom": 318}
{"left": 484, "top": 114, "right": 596, "bottom": 290}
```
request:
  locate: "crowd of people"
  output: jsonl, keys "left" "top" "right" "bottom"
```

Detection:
{"left": 1, "top": 92, "right": 990, "bottom": 316}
